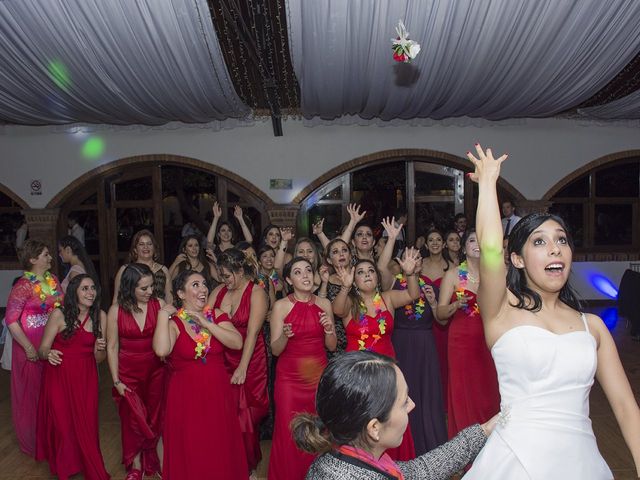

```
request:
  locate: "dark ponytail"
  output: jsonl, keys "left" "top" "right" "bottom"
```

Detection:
{"left": 291, "top": 413, "right": 333, "bottom": 454}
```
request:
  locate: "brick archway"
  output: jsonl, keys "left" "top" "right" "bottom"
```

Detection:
{"left": 293, "top": 148, "right": 525, "bottom": 205}
{"left": 543, "top": 149, "right": 640, "bottom": 200}
{"left": 47, "top": 153, "right": 273, "bottom": 209}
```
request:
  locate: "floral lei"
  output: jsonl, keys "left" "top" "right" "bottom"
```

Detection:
{"left": 395, "top": 274, "right": 426, "bottom": 321}
{"left": 357, "top": 292, "right": 387, "bottom": 351}
{"left": 268, "top": 269, "right": 279, "bottom": 288}
{"left": 455, "top": 261, "right": 480, "bottom": 316}
{"left": 177, "top": 306, "right": 214, "bottom": 363}
{"left": 24, "top": 271, "right": 62, "bottom": 310}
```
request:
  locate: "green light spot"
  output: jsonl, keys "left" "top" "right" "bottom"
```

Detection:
{"left": 48, "top": 60, "right": 71, "bottom": 91}
{"left": 481, "top": 245, "right": 503, "bottom": 271}
{"left": 82, "top": 137, "right": 105, "bottom": 159}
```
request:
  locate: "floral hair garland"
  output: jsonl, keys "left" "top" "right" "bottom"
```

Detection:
{"left": 177, "top": 306, "right": 214, "bottom": 363}
{"left": 357, "top": 291, "right": 387, "bottom": 351}
{"left": 395, "top": 273, "right": 426, "bottom": 321}
{"left": 455, "top": 261, "right": 480, "bottom": 316}
{"left": 24, "top": 271, "right": 62, "bottom": 310}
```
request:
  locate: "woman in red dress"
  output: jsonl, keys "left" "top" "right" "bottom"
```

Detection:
{"left": 268, "top": 257, "right": 337, "bottom": 479}
{"left": 36, "top": 274, "right": 109, "bottom": 480}
{"left": 106, "top": 263, "right": 166, "bottom": 479}
{"left": 437, "top": 229, "right": 500, "bottom": 438}
{"left": 209, "top": 248, "right": 269, "bottom": 476}
{"left": 153, "top": 270, "right": 247, "bottom": 480}
{"left": 332, "top": 229, "right": 421, "bottom": 461}
{"left": 6, "top": 239, "right": 63, "bottom": 457}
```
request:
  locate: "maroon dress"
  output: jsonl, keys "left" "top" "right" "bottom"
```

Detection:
{"left": 447, "top": 290, "right": 500, "bottom": 438}
{"left": 113, "top": 298, "right": 165, "bottom": 474}
{"left": 36, "top": 316, "right": 109, "bottom": 480}
{"left": 344, "top": 304, "right": 416, "bottom": 461}
{"left": 268, "top": 296, "right": 327, "bottom": 480}
{"left": 163, "top": 314, "right": 247, "bottom": 479}
{"left": 427, "top": 276, "right": 449, "bottom": 412}
{"left": 214, "top": 283, "right": 269, "bottom": 471}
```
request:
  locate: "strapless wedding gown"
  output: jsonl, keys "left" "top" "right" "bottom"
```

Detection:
{"left": 465, "top": 313, "right": 613, "bottom": 479}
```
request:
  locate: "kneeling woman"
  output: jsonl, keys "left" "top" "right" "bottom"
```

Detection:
{"left": 36, "top": 274, "right": 109, "bottom": 480}
{"left": 294, "top": 351, "right": 495, "bottom": 480}
{"left": 153, "top": 270, "right": 248, "bottom": 479}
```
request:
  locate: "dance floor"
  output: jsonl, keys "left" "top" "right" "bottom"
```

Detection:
{"left": 0, "top": 306, "right": 638, "bottom": 479}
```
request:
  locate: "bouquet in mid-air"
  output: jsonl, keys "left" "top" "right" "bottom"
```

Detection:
{"left": 391, "top": 20, "right": 421, "bottom": 63}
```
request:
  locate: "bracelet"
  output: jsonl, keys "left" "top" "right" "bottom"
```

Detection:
{"left": 340, "top": 285, "right": 350, "bottom": 292}
{"left": 114, "top": 380, "right": 121, "bottom": 386}
{"left": 317, "top": 292, "right": 327, "bottom": 298}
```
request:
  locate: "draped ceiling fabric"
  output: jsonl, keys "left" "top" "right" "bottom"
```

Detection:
{"left": 286, "top": 0, "right": 640, "bottom": 123}
{"left": 579, "top": 89, "right": 640, "bottom": 120}
{"left": 0, "top": 0, "right": 249, "bottom": 125}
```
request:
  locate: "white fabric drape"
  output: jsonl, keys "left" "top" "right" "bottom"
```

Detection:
{"left": 0, "top": 0, "right": 249, "bottom": 125}
{"left": 578, "top": 89, "right": 640, "bottom": 119}
{"left": 286, "top": 0, "right": 640, "bottom": 123}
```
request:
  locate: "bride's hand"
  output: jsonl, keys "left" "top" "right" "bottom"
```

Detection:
{"left": 466, "top": 143, "right": 508, "bottom": 184}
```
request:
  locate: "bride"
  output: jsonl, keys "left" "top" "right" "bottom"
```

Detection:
{"left": 465, "top": 144, "right": 640, "bottom": 479}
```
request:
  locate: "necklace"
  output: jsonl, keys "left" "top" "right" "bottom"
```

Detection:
{"left": 177, "top": 306, "right": 214, "bottom": 363}
{"left": 455, "top": 261, "right": 480, "bottom": 316}
{"left": 24, "top": 271, "right": 62, "bottom": 310}
{"left": 357, "top": 292, "right": 387, "bottom": 351}
{"left": 395, "top": 274, "right": 426, "bottom": 321}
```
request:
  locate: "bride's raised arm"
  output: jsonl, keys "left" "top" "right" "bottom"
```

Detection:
{"left": 466, "top": 143, "right": 508, "bottom": 323}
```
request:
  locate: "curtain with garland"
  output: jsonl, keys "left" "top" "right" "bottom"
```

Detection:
{"left": 0, "top": 0, "right": 249, "bottom": 125}
{"left": 286, "top": 0, "right": 640, "bottom": 123}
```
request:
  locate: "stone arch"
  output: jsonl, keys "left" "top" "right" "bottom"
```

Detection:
{"left": 47, "top": 153, "right": 273, "bottom": 209}
{"left": 543, "top": 149, "right": 640, "bottom": 200}
{"left": 293, "top": 148, "right": 525, "bottom": 204}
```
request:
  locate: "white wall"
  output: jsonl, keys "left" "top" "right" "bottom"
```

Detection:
{"left": 1, "top": 118, "right": 639, "bottom": 207}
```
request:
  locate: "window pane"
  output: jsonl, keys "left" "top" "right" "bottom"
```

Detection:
{"left": 352, "top": 162, "right": 406, "bottom": 224}
{"left": 415, "top": 170, "right": 455, "bottom": 197}
{"left": 594, "top": 204, "right": 633, "bottom": 246}
{"left": 416, "top": 202, "right": 455, "bottom": 236}
{"left": 115, "top": 177, "right": 153, "bottom": 201}
{"left": 0, "top": 212, "right": 24, "bottom": 258}
{"left": 80, "top": 192, "right": 98, "bottom": 205}
{"left": 595, "top": 163, "right": 639, "bottom": 198}
{"left": 548, "top": 203, "right": 584, "bottom": 248}
{"left": 67, "top": 210, "right": 100, "bottom": 256}
{"left": 307, "top": 204, "right": 343, "bottom": 240}
{"left": 321, "top": 185, "right": 342, "bottom": 201}
{"left": 554, "top": 176, "right": 589, "bottom": 198}
{"left": 116, "top": 208, "right": 154, "bottom": 252}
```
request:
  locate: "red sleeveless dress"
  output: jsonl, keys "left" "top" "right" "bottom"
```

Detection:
{"left": 344, "top": 303, "right": 416, "bottom": 461}
{"left": 36, "top": 315, "right": 109, "bottom": 480}
{"left": 447, "top": 289, "right": 500, "bottom": 438}
{"left": 163, "top": 314, "right": 248, "bottom": 479}
{"left": 214, "top": 283, "right": 269, "bottom": 471}
{"left": 268, "top": 296, "right": 328, "bottom": 480}
{"left": 113, "top": 298, "right": 166, "bottom": 474}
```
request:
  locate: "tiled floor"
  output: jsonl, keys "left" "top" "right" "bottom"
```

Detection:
{"left": 0, "top": 306, "right": 638, "bottom": 479}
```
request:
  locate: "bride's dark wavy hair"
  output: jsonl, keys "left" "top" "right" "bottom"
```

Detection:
{"left": 507, "top": 213, "right": 582, "bottom": 312}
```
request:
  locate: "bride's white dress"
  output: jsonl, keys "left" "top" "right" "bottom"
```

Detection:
{"left": 465, "top": 314, "right": 613, "bottom": 479}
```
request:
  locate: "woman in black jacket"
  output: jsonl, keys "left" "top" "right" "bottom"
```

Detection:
{"left": 292, "top": 351, "right": 496, "bottom": 480}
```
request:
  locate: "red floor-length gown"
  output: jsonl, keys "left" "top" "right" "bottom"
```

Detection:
{"left": 36, "top": 316, "right": 109, "bottom": 480}
{"left": 268, "top": 296, "right": 328, "bottom": 480}
{"left": 6, "top": 274, "right": 62, "bottom": 456}
{"left": 163, "top": 314, "right": 248, "bottom": 480}
{"left": 426, "top": 276, "right": 449, "bottom": 413}
{"left": 213, "top": 282, "right": 269, "bottom": 471}
{"left": 113, "top": 298, "right": 165, "bottom": 474}
{"left": 344, "top": 304, "right": 416, "bottom": 461}
{"left": 447, "top": 290, "right": 500, "bottom": 438}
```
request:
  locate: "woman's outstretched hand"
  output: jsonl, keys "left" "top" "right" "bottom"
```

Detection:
{"left": 466, "top": 143, "right": 508, "bottom": 183}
